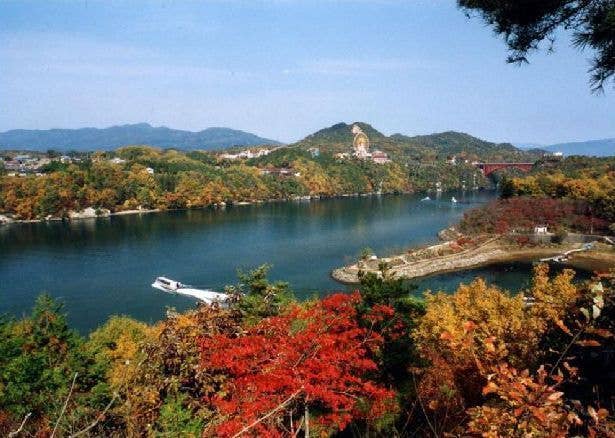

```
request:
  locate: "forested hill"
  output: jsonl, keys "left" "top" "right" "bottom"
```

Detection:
{"left": 295, "top": 122, "right": 543, "bottom": 162}
{"left": 391, "top": 131, "right": 522, "bottom": 156}
{"left": 0, "top": 123, "right": 281, "bottom": 152}
{"left": 300, "top": 122, "right": 387, "bottom": 145}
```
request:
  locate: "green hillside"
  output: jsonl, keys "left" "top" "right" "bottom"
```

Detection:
{"left": 295, "top": 122, "right": 543, "bottom": 162}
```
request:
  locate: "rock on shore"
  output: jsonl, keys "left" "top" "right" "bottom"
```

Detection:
{"left": 68, "top": 207, "right": 110, "bottom": 219}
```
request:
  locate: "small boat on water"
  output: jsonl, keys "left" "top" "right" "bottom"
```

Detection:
{"left": 421, "top": 196, "right": 431, "bottom": 201}
{"left": 539, "top": 255, "right": 569, "bottom": 263}
{"left": 152, "top": 277, "right": 229, "bottom": 304}
{"left": 451, "top": 196, "right": 458, "bottom": 203}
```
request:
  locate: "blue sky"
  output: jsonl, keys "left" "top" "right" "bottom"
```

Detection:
{"left": 1, "top": 0, "right": 613, "bottom": 144}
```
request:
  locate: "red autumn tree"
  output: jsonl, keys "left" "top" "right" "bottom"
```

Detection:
{"left": 199, "top": 292, "right": 396, "bottom": 437}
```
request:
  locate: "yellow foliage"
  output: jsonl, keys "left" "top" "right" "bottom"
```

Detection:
{"left": 529, "top": 264, "right": 579, "bottom": 328}
{"left": 293, "top": 159, "right": 337, "bottom": 195}
{"left": 414, "top": 264, "right": 580, "bottom": 370}
{"left": 414, "top": 278, "right": 542, "bottom": 368}
{"left": 87, "top": 316, "right": 159, "bottom": 390}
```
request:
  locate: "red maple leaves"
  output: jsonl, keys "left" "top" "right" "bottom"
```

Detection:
{"left": 199, "top": 292, "right": 396, "bottom": 437}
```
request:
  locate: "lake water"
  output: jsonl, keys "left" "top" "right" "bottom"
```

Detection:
{"left": 0, "top": 191, "right": 577, "bottom": 333}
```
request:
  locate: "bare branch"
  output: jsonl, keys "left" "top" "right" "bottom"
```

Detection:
{"left": 304, "top": 403, "right": 310, "bottom": 438}
{"left": 51, "top": 372, "right": 78, "bottom": 438}
{"left": 231, "top": 388, "right": 303, "bottom": 438}
{"left": 69, "top": 392, "right": 120, "bottom": 438}
{"left": 412, "top": 372, "right": 438, "bottom": 438}
{"left": 292, "top": 416, "right": 305, "bottom": 438}
{"left": 8, "top": 412, "right": 32, "bottom": 438}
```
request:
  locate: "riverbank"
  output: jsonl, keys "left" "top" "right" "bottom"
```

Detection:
{"left": 0, "top": 190, "right": 420, "bottom": 225}
{"left": 331, "top": 237, "right": 614, "bottom": 284}
{"left": 0, "top": 207, "right": 161, "bottom": 224}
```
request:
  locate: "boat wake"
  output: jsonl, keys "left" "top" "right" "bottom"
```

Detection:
{"left": 152, "top": 277, "right": 229, "bottom": 305}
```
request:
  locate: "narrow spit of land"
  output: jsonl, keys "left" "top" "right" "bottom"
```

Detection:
{"left": 331, "top": 236, "right": 615, "bottom": 284}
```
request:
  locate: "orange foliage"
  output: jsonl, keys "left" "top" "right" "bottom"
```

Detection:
{"left": 199, "top": 293, "right": 396, "bottom": 437}
{"left": 411, "top": 264, "right": 612, "bottom": 436}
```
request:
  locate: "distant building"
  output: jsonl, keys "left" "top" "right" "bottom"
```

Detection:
{"left": 146, "top": 167, "right": 155, "bottom": 174}
{"left": 14, "top": 155, "right": 32, "bottom": 163}
{"left": 447, "top": 155, "right": 457, "bottom": 165}
{"left": 371, "top": 150, "right": 391, "bottom": 164}
{"left": 59, "top": 155, "right": 72, "bottom": 163}
{"left": 110, "top": 157, "right": 127, "bottom": 164}
{"left": 221, "top": 148, "right": 273, "bottom": 160}
{"left": 552, "top": 151, "right": 564, "bottom": 157}
{"left": 4, "top": 160, "right": 21, "bottom": 170}
{"left": 534, "top": 225, "right": 549, "bottom": 234}
{"left": 259, "top": 167, "right": 299, "bottom": 177}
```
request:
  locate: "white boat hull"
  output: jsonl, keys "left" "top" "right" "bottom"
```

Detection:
{"left": 152, "top": 281, "right": 229, "bottom": 304}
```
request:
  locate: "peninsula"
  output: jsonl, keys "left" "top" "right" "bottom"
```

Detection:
{"left": 334, "top": 182, "right": 615, "bottom": 283}
{"left": 332, "top": 234, "right": 615, "bottom": 284}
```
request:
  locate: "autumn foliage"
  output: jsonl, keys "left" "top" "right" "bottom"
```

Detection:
{"left": 199, "top": 292, "right": 396, "bottom": 437}
{"left": 0, "top": 146, "right": 414, "bottom": 220}
{"left": 1, "top": 265, "right": 613, "bottom": 436}
{"left": 412, "top": 265, "right": 614, "bottom": 437}
{"left": 459, "top": 196, "right": 609, "bottom": 235}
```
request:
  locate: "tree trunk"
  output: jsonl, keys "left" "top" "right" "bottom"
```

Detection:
{"left": 304, "top": 404, "right": 310, "bottom": 437}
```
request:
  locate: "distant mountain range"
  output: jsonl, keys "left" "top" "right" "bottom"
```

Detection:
{"left": 2, "top": 121, "right": 610, "bottom": 158}
{"left": 0, "top": 123, "right": 281, "bottom": 152}
{"left": 296, "top": 122, "right": 543, "bottom": 162}
{"left": 517, "top": 138, "right": 614, "bottom": 157}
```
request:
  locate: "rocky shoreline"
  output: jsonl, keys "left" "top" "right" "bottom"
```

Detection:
{"left": 331, "top": 236, "right": 614, "bottom": 284}
{"left": 0, "top": 207, "right": 161, "bottom": 225}
{"left": 0, "top": 190, "right": 412, "bottom": 225}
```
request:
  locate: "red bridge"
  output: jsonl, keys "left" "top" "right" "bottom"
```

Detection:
{"left": 474, "top": 162, "right": 534, "bottom": 176}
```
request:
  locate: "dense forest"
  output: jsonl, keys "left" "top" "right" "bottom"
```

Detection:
{"left": 0, "top": 144, "right": 489, "bottom": 221}
{"left": 0, "top": 122, "right": 562, "bottom": 221}
{"left": 0, "top": 147, "right": 408, "bottom": 220}
{"left": 502, "top": 156, "right": 615, "bottom": 223}
{"left": 457, "top": 156, "right": 615, "bottom": 236}
{"left": 1, "top": 264, "right": 613, "bottom": 436}
{"left": 0, "top": 122, "right": 561, "bottom": 221}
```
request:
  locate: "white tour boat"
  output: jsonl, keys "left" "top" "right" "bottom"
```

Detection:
{"left": 451, "top": 196, "right": 458, "bottom": 203}
{"left": 152, "top": 276, "right": 229, "bottom": 304}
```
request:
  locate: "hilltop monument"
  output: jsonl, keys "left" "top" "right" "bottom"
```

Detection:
{"left": 351, "top": 124, "right": 371, "bottom": 159}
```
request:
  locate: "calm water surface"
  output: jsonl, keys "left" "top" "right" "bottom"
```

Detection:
{"left": 0, "top": 191, "right": 577, "bottom": 333}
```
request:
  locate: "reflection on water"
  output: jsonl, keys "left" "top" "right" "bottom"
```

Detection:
{"left": 0, "top": 191, "right": 566, "bottom": 333}
{"left": 411, "top": 261, "right": 591, "bottom": 296}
